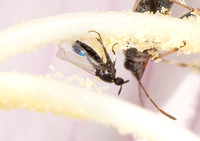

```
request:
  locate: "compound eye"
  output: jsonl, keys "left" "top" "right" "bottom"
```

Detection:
{"left": 114, "top": 77, "right": 124, "bottom": 86}
{"left": 126, "top": 48, "right": 137, "bottom": 58}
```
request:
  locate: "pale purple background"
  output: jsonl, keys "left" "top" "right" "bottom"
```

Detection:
{"left": 0, "top": 0, "right": 200, "bottom": 141}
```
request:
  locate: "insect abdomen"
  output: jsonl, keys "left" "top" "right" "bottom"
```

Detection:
{"left": 135, "top": 0, "right": 173, "bottom": 12}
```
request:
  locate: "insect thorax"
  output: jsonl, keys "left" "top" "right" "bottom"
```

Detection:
{"left": 95, "top": 67, "right": 116, "bottom": 83}
{"left": 124, "top": 48, "right": 148, "bottom": 80}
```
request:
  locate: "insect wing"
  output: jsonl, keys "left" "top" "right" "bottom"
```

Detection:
{"left": 56, "top": 42, "right": 96, "bottom": 75}
{"left": 73, "top": 40, "right": 105, "bottom": 70}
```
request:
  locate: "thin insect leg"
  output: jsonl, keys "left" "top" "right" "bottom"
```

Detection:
{"left": 88, "top": 30, "right": 112, "bottom": 64}
{"left": 161, "top": 59, "right": 188, "bottom": 67}
{"left": 153, "top": 40, "right": 186, "bottom": 61}
{"left": 112, "top": 57, "right": 116, "bottom": 67}
{"left": 170, "top": 0, "right": 200, "bottom": 16}
{"left": 179, "top": 8, "right": 200, "bottom": 19}
{"left": 139, "top": 55, "right": 150, "bottom": 79}
{"left": 149, "top": 0, "right": 157, "bottom": 13}
{"left": 138, "top": 83, "right": 145, "bottom": 107}
{"left": 161, "top": 59, "right": 200, "bottom": 71}
{"left": 89, "top": 30, "right": 104, "bottom": 45}
{"left": 136, "top": 54, "right": 149, "bottom": 107}
{"left": 179, "top": 12, "right": 193, "bottom": 19}
{"left": 112, "top": 43, "right": 118, "bottom": 55}
{"left": 112, "top": 43, "right": 118, "bottom": 66}
{"left": 138, "top": 81, "right": 176, "bottom": 120}
{"left": 101, "top": 56, "right": 104, "bottom": 61}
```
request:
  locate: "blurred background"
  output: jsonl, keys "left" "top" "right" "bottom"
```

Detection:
{"left": 0, "top": 0, "right": 200, "bottom": 140}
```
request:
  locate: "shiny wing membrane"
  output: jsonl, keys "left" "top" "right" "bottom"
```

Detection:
{"left": 56, "top": 41, "right": 104, "bottom": 75}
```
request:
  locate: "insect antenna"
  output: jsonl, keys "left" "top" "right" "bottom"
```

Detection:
{"left": 153, "top": 40, "right": 186, "bottom": 61}
{"left": 138, "top": 80, "right": 177, "bottom": 120}
{"left": 118, "top": 85, "right": 123, "bottom": 95}
{"left": 112, "top": 43, "right": 118, "bottom": 55}
{"left": 118, "top": 80, "right": 129, "bottom": 95}
{"left": 112, "top": 43, "right": 118, "bottom": 66}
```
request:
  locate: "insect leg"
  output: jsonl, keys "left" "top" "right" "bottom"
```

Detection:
{"left": 155, "top": 5, "right": 199, "bottom": 70}
{"left": 179, "top": 7, "right": 200, "bottom": 19}
{"left": 137, "top": 55, "right": 149, "bottom": 107}
{"left": 139, "top": 55, "right": 150, "bottom": 79}
{"left": 179, "top": 11, "right": 194, "bottom": 18}
{"left": 112, "top": 43, "right": 118, "bottom": 66}
{"left": 170, "top": 0, "right": 200, "bottom": 16}
{"left": 160, "top": 59, "right": 200, "bottom": 72}
{"left": 149, "top": 0, "right": 157, "bottom": 13}
{"left": 88, "top": 30, "right": 112, "bottom": 64}
{"left": 138, "top": 80, "right": 177, "bottom": 120}
{"left": 138, "top": 83, "right": 145, "bottom": 107}
{"left": 153, "top": 40, "right": 186, "bottom": 61}
{"left": 161, "top": 59, "right": 188, "bottom": 67}
{"left": 112, "top": 43, "right": 118, "bottom": 55}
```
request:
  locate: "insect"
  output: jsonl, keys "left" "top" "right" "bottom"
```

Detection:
{"left": 123, "top": 0, "right": 193, "bottom": 120}
{"left": 170, "top": 0, "right": 200, "bottom": 16}
{"left": 56, "top": 30, "right": 129, "bottom": 95}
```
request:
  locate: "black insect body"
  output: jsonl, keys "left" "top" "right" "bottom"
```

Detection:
{"left": 123, "top": 0, "right": 180, "bottom": 120}
{"left": 57, "top": 30, "right": 129, "bottom": 95}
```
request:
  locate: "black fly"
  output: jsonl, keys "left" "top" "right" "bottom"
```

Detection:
{"left": 57, "top": 30, "right": 129, "bottom": 95}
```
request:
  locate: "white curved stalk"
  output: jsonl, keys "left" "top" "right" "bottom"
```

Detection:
{"left": 0, "top": 11, "right": 200, "bottom": 61}
{"left": 0, "top": 72, "right": 199, "bottom": 141}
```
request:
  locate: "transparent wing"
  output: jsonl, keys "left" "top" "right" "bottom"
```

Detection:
{"left": 56, "top": 42, "right": 96, "bottom": 75}
{"left": 72, "top": 40, "right": 104, "bottom": 70}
